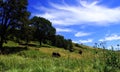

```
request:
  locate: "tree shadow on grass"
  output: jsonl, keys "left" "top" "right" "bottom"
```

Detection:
{"left": 19, "top": 43, "right": 51, "bottom": 48}
{"left": 19, "top": 43, "right": 38, "bottom": 47}
{"left": 41, "top": 45, "right": 51, "bottom": 48}
{"left": 1, "top": 46, "right": 28, "bottom": 55}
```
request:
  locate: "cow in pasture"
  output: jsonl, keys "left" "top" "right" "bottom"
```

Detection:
{"left": 52, "top": 52, "right": 61, "bottom": 57}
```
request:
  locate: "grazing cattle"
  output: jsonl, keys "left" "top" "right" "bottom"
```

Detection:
{"left": 79, "top": 50, "right": 82, "bottom": 55}
{"left": 52, "top": 52, "right": 61, "bottom": 57}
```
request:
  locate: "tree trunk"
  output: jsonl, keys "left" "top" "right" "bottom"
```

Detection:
{"left": 0, "top": 35, "right": 5, "bottom": 52}
{"left": 0, "top": 41, "right": 4, "bottom": 52}
{"left": 39, "top": 40, "right": 42, "bottom": 46}
{"left": 25, "top": 38, "right": 29, "bottom": 49}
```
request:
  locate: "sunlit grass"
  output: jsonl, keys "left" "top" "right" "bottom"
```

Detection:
{"left": 0, "top": 41, "right": 120, "bottom": 72}
{"left": 0, "top": 52, "right": 97, "bottom": 72}
{"left": 3, "top": 41, "right": 19, "bottom": 47}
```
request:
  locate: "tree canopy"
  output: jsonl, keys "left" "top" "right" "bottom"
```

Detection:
{"left": 30, "top": 16, "right": 56, "bottom": 46}
{"left": 0, "top": 0, "right": 30, "bottom": 50}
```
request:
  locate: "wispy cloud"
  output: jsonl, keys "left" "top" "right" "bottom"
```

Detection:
{"left": 73, "top": 39, "right": 93, "bottom": 43}
{"left": 79, "top": 39, "right": 93, "bottom": 43}
{"left": 79, "top": 0, "right": 99, "bottom": 7}
{"left": 33, "top": 0, "right": 120, "bottom": 26}
{"left": 56, "top": 28, "right": 73, "bottom": 32}
{"left": 99, "top": 34, "right": 120, "bottom": 41}
{"left": 75, "top": 31, "right": 91, "bottom": 37}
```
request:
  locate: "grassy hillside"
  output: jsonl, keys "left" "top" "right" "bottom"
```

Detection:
{"left": 0, "top": 41, "right": 120, "bottom": 72}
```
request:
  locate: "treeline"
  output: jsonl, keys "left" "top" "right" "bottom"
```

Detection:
{"left": 51, "top": 35, "right": 73, "bottom": 50}
{"left": 0, "top": 0, "right": 73, "bottom": 52}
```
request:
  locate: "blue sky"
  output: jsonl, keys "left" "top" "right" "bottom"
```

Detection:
{"left": 28, "top": 0, "right": 120, "bottom": 50}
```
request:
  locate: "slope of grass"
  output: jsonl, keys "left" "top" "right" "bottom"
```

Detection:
{"left": 0, "top": 41, "right": 120, "bottom": 72}
{"left": 0, "top": 50, "right": 101, "bottom": 72}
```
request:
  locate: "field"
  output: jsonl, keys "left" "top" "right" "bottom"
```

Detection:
{"left": 0, "top": 41, "right": 120, "bottom": 72}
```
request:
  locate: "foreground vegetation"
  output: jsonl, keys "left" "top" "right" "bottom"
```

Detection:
{"left": 0, "top": 41, "right": 120, "bottom": 72}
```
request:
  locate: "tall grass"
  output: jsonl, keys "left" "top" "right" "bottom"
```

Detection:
{"left": 102, "top": 50, "right": 120, "bottom": 72}
{"left": 0, "top": 50, "right": 99, "bottom": 72}
{"left": 0, "top": 41, "right": 120, "bottom": 72}
{"left": 0, "top": 50, "right": 120, "bottom": 72}
{"left": 92, "top": 46, "right": 120, "bottom": 72}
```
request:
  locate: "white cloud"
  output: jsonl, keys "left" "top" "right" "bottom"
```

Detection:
{"left": 73, "top": 39, "right": 93, "bottom": 43}
{"left": 56, "top": 28, "right": 73, "bottom": 32}
{"left": 99, "top": 34, "right": 120, "bottom": 41}
{"left": 80, "top": 0, "right": 99, "bottom": 7}
{"left": 99, "top": 39, "right": 105, "bottom": 42}
{"left": 75, "top": 31, "right": 91, "bottom": 37}
{"left": 72, "top": 40, "right": 79, "bottom": 43}
{"left": 105, "top": 34, "right": 120, "bottom": 41}
{"left": 79, "top": 39, "right": 93, "bottom": 43}
{"left": 33, "top": 0, "right": 120, "bottom": 26}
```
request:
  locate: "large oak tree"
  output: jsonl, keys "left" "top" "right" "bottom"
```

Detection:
{"left": 0, "top": 0, "right": 29, "bottom": 51}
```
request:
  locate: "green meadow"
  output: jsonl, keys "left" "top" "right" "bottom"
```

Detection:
{"left": 0, "top": 41, "right": 120, "bottom": 72}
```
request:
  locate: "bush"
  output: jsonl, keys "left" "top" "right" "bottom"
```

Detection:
{"left": 103, "top": 50, "right": 120, "bottom": 72}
